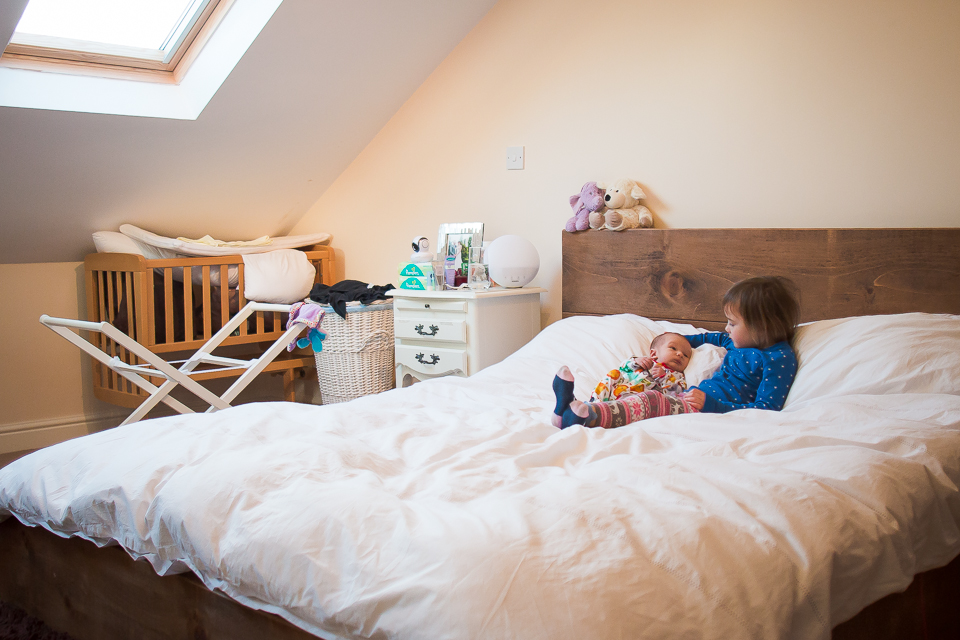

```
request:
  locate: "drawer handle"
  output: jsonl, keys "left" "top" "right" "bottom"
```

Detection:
{"left": 415, "top": 352, "right": 440, "bottom": 365}
{"left": 415, "top": 323, "right": 440, "bottom": 336}
{"left": 424, "top": 303, "right": 431, "bottom": 308}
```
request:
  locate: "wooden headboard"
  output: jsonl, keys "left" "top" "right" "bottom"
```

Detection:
{"left": 562, "top": 228, "right": 960, "bottom": 330}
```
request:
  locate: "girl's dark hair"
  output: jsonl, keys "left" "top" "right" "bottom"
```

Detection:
{"left": 722, "top": 276, "right": 801, "bottom": 348}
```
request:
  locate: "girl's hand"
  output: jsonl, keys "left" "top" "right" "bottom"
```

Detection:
{"left": 631, "top": 356, "right": 655, "bottom": 371}
{"left": 684, "top": 389, "right": 706, "bottom": 411}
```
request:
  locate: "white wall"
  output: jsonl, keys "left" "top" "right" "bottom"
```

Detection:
{"left": 292, "top": 0, "right": 960, "bottom": 327}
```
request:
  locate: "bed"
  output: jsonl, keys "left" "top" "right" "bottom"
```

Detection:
{"left": 1, "top": 228, "right": 959, "bottom": 640}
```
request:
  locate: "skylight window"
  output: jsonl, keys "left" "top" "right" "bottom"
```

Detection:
{"left": 3, "top": 0, "right": 226, "bottom": 80}
{"left": 16, "top": 0, "right": 200, "bottom": 50}
{"left": 0, "top": 0, "right": 282, "bottom": 119}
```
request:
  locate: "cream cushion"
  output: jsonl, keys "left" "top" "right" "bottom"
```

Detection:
{"left": 242, "top": 250, "right": 316, "bottom": 304}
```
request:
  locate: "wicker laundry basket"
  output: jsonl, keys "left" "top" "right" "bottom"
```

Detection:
{"left": 314, "top": 301, "right": 394, "bottom": 404}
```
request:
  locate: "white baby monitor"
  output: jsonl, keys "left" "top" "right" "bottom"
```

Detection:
{"left": 410, "top": 236, "right": 434, "bottom": 263}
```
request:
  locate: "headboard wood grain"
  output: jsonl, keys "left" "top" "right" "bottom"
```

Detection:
{"left": 562, "top": 228, "right": 960, "bottom": 330}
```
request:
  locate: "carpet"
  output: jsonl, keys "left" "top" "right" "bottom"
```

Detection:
{"left": 0, "top": 601, "right": 76, "bottom": 640}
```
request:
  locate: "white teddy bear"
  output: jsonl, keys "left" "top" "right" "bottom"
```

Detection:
{"left": 588, "top": 178, "right": 653, "bottom": 231}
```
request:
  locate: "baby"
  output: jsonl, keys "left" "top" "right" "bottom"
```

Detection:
{"left": 552, "top": 332, "right": 693, "bottom": 428}
{"left": 590, "top": 332, "right": 691, "bottom": 401}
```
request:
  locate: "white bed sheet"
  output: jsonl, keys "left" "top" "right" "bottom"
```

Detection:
{"left": 2, "top": 314, "right": 959, "bottom": 640}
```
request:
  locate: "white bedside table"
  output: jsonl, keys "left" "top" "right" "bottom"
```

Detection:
{"left": 387, "top": 287, "right": 544, "bottom": 388}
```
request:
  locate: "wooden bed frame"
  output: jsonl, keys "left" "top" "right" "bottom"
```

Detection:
{"left": 2, "top": 228, "right": 958, "bottom": 639}
{"left": 562, "top": 228, "right": 960, "bottom": 324}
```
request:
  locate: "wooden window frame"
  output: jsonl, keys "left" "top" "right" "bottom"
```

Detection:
{"left": 0, "top": 0, "right": 233, "bottom": 84}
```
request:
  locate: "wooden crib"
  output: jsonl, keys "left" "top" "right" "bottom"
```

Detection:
{"left": 84, "top": 246, "right": 335, "bottom": 409}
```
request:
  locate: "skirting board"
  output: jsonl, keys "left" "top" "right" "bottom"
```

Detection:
{"left": 0, "top": 412, "right": 127, "bottom": 454}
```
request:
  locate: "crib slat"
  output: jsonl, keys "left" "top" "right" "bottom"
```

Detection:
{"left": 202, "top": 266, "right": 212, "bottom": 340}
{"left": 220, "top": 265, "right": 230, "bottom": 332}
{"left": 105, "top": 273, "right": 115, "bottom": 322}
{"left": 124, "top": 272, "right": 136, "bottom": 341}
{"left": 99, "top": 272, "right": 120, "bottom": 393}
{"left": 87, "top": 270, "right": 104, "bottom": 390}
{"left": 135, "top": 268, "right": 153, "bottom": 396}
{"left": 97, "top": 271, "right": 108, "bottom": 390}
{"left": 238, "top": 263, "right": 247, "bottom": 336}
{"left": 109, "top": 272, "right": 126, "bottom": 393}
{"left": 144, "top": 263, "right": 157, "bottom": 347}
{"left": 124, "top": 272, "right": 136, "bottom": 394}
{"left": 163, "top": 268, "right": 174, "bottom": 346}
{"left": 183, "top": 267, "right": 194, "bottom": 342}
{"left": 107, "top": 272, "right": 128, "bottom": 393}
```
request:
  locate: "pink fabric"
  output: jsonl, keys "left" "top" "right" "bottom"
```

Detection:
{"left": 286, "top": 302, "right": 325, "bottom": 351}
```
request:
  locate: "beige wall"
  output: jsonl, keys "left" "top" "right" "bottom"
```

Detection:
{"left": 292, "top": 0, "right": 960, "bottom": 326}
{"left": 0, "top": 263, "right": 126, "bottom": 452}
{"left": 4, "top": 0, "right": 960, "bottom": 451}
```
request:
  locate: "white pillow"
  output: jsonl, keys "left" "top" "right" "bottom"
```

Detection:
{"left": 92, "top": 231, "right": 146, "bottom": 255}
{"left": 684, "top": 342, "right": 726, "bottom": 388}
{"left": 656, "top": 320, "right": 726, "bottom": 388}
{"left": 785, "top": 312, "right": 960, "bottom": 408}
{"left": 507, "top": 314, "right": 724, "bottom": 398}
{"left": 242, "top": 250, "right": 316, "bottom": 304}
{"left": 93, "top": 229, "right": 178, "bottom": 259}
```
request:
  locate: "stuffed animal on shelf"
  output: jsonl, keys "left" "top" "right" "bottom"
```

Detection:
{"left": 589, "top": 179, "right": 654, "bottom": 231}
{"left": 565, "top": 182, "right": 606, "bottom": 232}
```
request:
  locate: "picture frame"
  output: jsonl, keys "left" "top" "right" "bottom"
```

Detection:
{"left": 437, "top": 222, "right": 484, "bottom": 285}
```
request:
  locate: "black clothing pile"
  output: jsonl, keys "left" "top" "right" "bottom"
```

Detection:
{"left": 309, "top": 280, "right": 395, "bottom": 318}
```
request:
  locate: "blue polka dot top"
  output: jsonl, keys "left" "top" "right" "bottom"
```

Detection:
{"left": 682, "top": 332, "right": 798, "bottom": 414}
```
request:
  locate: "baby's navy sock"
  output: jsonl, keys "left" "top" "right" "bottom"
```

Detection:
{"left": 561, "top": 404, "right": 597, "bottom": 429}
{"left": 552, "top": 374, "right": 576, "bottom": 427}
{"left": 561, "top": 406, "right": 585, "bottom": 428}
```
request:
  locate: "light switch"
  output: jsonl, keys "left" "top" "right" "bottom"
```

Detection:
{"left": 506, "top": 146, "right": 524, "bottom": 170}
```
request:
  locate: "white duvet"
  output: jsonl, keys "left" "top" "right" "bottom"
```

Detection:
{"left": 2, "top": 313, "right": 959, "bottom": 640}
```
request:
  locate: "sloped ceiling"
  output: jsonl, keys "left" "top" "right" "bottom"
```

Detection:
{"left": 0, "top": 0, "right": 498, "bottom": 263}
{"left": 0, "top": 1, "right": 28, "bottom": 51}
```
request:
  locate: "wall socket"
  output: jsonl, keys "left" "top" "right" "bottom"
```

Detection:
{"left": 506, "top": 146, "right": 524, "bottom": 170}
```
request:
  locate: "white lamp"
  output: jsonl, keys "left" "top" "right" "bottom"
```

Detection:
{"left": 486, "top": 235, "right": 539, "bottom": 288}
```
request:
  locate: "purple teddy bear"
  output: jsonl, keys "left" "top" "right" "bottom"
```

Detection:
{"left": 565, "top": 182, "right": 606, "bottom": 232}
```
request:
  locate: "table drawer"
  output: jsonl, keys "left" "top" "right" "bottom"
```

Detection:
{"left": 396, "top": 344, "right": 466, "bottom": 376}
{"left": 395, "top": 317, "right": 466, "bottom": 342}
{"left": 394, "top": 298, "right": 466, "bottom": 313}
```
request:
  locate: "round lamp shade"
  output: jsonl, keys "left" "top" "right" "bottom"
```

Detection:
{"left": 486, "top": 235, "right": 539, "bottom": 288}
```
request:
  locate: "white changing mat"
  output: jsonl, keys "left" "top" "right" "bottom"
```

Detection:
{"left": 119, "top": 224, "right": 330, "bottom": 258}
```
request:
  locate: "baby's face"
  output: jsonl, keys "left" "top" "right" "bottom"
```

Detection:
{"left": 651, "top": 334, "right": 692, "bottom": 372}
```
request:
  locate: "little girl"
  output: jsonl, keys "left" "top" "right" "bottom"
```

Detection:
{"left": 552, "top": 276, "right": 801, "bottom": 429}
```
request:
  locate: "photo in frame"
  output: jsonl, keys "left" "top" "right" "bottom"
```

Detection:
{"left": 437, "top": 222, "right": 484, "bottom": 287}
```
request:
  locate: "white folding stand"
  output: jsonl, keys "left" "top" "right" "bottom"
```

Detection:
{"left": 40, "top": 302, "right": 308, "bottom": 425}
